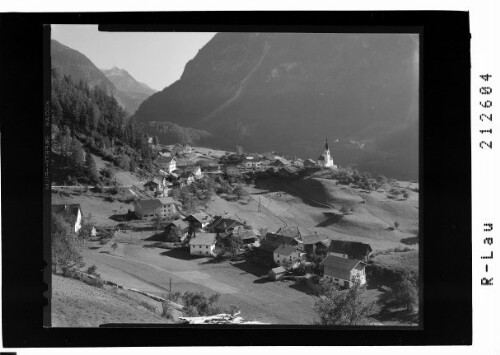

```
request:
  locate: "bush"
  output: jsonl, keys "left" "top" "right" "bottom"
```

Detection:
{"left": 86, "top": 264, "right": 99, "bottom": 276}
{"left": 100, "top": 167, "right": 115, "bottom": 180}
{"left": 108, "top": 186, "right": 119, "bottom": 195}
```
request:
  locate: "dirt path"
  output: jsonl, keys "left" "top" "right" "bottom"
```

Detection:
{"left": 82, "top": 243, "right": 318, "bottom": 324}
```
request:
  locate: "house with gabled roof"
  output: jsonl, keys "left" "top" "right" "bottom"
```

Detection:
{"left": 301, "top": 233, "right": 331, "bottom": 256}
{"left": 189, "top": 232, "right": 217, "bottom": 256}
{"left": 158, "top": 197, "right": 181, "bottom": 218}
{"left": 328, "top": 240, "right": 373, "bottom": 262}
{"left": 157, "top": 156, "right": 177, "bottom": 174}
{"left": 320, "top": 255, "right": 367, "bottom": 288}
{"left": 183, "top": 212, "right": 213, "bottom": 229}
{"left": 275, "top": 226, "right": 305, "bottom": 240}
{"left": 205, "top": 216, "right": 245, "bottom": 234}
{"left": 273, "top": 244, "right": 304, "bottom": 266}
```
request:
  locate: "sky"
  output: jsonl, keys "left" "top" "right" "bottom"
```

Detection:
{"left": 51, "top": 25, "right": 215, "bottom": 91}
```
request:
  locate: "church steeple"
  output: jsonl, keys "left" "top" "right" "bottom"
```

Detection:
{"left": 325, "top": 138, "right": 329, "bottom": 151}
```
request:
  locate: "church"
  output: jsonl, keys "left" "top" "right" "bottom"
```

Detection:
{"left": 317, "top": 139, "right": 337, "bottom": 169}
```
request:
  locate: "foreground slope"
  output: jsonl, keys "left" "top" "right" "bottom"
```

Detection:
{"left": 51, "top": 275, "right": 170, "bottom": 327}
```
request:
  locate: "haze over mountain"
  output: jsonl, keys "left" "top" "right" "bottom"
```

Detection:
{"left": 51, "top": 40, "right": 155, "bottom": 115}
{"left": 102, "top": 67, "right": 156, "bottom": 114}
{"left": 134, "top": 33, "right": 419, "bottom": 180}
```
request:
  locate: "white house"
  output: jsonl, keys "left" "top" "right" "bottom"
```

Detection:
{"left": 317, "top": 139, "right": 337, "bottom": 169}
{"left": 189, "top": 233, "right": 217, "bottom": 256}
{"left": 157, "top": 156, "right": 177, "bottom": 174}
{"left": 187, "top": 165, "right": 203, "bottom": 179}
{"left": 320, "top": 255, "right": 367, "bottom": 288}
{"left": 52, "top": 204, "right": 82, "bottom": 233}
{"left": 273, "top": 244, "right": 303, "bottom": 266}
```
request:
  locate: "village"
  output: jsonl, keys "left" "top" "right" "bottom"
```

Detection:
{"left": 52, "top": 137, "right": 419, "bottom": 325}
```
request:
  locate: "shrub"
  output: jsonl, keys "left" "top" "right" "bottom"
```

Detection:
{"left": 86, "top": 264, "right": 99, "bottom": 276}
{"left": 108, "top": 186, "right": 119, "bottom": 195}
{"left": 100, "top": 167, "right": 115, "bottom": 180}
{"left": 104, "top": 196, "right": 115, "bottom": 202}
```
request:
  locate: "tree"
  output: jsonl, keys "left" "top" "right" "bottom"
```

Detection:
{"left": 314, "top": 278, "right": 376, "bottom": 325}
{"left": 51, "top": 213, "right": 84, "bottom": 274}
{"left": 225, "top": 235, "right": 243, "bottom": 256}
{"left": 115, "top": 154, "right": 131, "bottom": 170}
{"left": 85, "top": 152, "right": 99, "bottom": 184}
{"left": 394, "top": 221, "right": 400, "bottom": 230}
{"left": 233, "top": 185, "right": 249, "bottom": 198}
{"left": 402, "top": 191, "right": 410, "bottom": 200}
{"left": 393, "top": 273, "right": 418, "bottom": 312}
{"left": 69, "top": 138, "right": 85, "bottom": 169}
{"left": 111, "top": 241, "right": 118, "bottom": 253}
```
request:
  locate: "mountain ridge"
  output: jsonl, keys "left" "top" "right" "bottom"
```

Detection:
{"left": 133, "top": 33, "right": 418, "bottom": 179}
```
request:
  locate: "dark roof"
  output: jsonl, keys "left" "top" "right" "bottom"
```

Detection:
{"left": 144, "top": 178, "right": 162, "bottom": 186}
{"left": 317, "top": 155, "right": 325, "bottom": 161}
{"left": 276, "top": 226, "right": 302, "bottom": 238}
{"left": 184, "top": 212, "right": 212, "bottom": 224}
{"left": 305, "top": 159, "right": 316, "bottom": 164}
{"left": 328, "top": 240, "right": 373, "bottom": 258}
{"left": 158, "top": 197, "right": 181, "bottom": 206}
{"left": 274, "top": 245, "right": 298, "bottom": 256}
{"left": 235, "top": 229, "right": 257, "bottom": 240}
{"left": 301, "top": 234, "right": 330, "bottom": 245}
{"left": 179, "top": 171, "right": 195, "bottom": 179}
{"left": 135, "top": 199, "right": 162, "bottom": 213}
{"left": 320, "top": 255, "right": 365, "bottom": 280}
{"left": 157, "top": 156, "right": 176, "bottom": 164}
{"left": 166, "top": 219, "right": 189, "bottom": 230}
{"left": 206, "top": 216, "right": 244, "bottom": 232}
{"left": 176, "top": 159, "right": 195, "bottom": 167}
{"left": 262, "top": 233, "right": 298, "bottom": 248}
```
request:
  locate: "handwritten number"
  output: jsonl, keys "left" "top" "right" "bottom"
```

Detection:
{"left": 480, "top": 141, "right": 492, "bottom": 149}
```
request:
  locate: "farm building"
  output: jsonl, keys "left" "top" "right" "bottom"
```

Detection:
{"left": 235, "top": 229, "right": 258, "bottom": 246}
{"left": 183, "top": 212, "right": 214, "bottom": 229}
{"left": 189, "top": 233, "right": 217, "bottom": 256}
{"left": 164, "top": 219, "right": 190, "bottom": 242}
{"left": 205, "top": 216, "right": 245, "bottom": 233}
{"left": 328, "top": 240, "right": 373, "bottom": 262}
{"left": 178, "top": 171, "right": 195, "bottom": 185}
{"left": 304, "top": 159, "right": 317, "bottom": 168}
{"left": 275, "top": 226, "right": 305, "bottom": 240}
{"left": 320, "top": 255, "right": 367, "bottom": 288}
{"left": 186, "top": 165, "right": 203, "bottom": 179}
{"left": 301, "top": 233, "right": 330, "bottom": 256}
{"left": 272, "top": 157, "right": 291, "bottom": 167}
{"left": 269, "top": 266, "right": 286, "bottom": 281}
{"left": 158, "top": 197, "right": 181, "bottom": 218}
{"left": 133, "top": 199, "right": 163, "bottom": 219}
{"left": 52, "top": 204, "right": 83, "bottom": 233}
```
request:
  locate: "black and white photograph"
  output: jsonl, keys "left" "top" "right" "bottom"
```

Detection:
{"left": 48, "top": 26, "right": 420, "bottom": 327}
